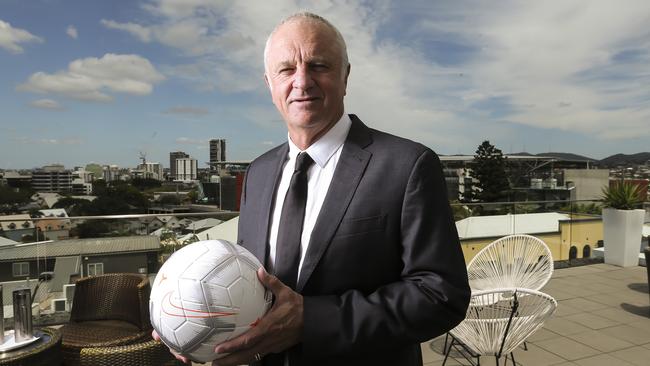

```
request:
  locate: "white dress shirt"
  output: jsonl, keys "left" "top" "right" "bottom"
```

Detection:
{"left": 268, "top": 113, "right": 352, "bottom": 278}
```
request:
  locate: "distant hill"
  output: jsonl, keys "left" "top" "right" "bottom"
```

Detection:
{"left": 599, "top": 152, "right": 650, "bottom": 167}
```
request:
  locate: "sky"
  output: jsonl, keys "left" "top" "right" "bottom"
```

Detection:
{"left": 1, "top": 0, "right": 649, "bottom": 170}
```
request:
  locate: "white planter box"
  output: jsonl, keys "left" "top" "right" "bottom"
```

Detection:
{"left": 603, "top": 208, "right": 645, "bottom": 267}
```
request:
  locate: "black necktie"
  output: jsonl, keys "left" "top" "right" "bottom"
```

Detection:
{"left": 275, "top": 152, "right": 314, "bottom": 290}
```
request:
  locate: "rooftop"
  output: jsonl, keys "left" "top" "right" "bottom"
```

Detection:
{"left": 456, "top": 212, "right": 570, "bottom": 239}
{"left": 0, "top": 235, "right": 160, "bottom": 261}
{"left": 420, "top": 263, "right": 650, "bottom": 366}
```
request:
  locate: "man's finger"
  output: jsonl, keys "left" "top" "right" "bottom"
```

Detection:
{"left": 214, "top": 325, "right": 264, "bottom": 354}
{"left": 257, "top": 267, "right": 285, "bottom": 294}
{"left": 152, "top": 329, "right": 191, "bottom": 364}
{"left": 171, "top": 350, "right": 191, "bottom": 364}
{"left": 212, "top": 349, "right": 261, "bottom": 366}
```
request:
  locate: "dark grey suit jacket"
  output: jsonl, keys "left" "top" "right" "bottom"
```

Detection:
{"left": 238, "top": 115, "right": 470, "bottom": 366}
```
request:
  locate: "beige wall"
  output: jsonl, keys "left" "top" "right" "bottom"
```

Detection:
{"left": 559, "top": 218, "right": 603, "bottom": 259}
{"left": 563, "top": 169, "right": 609, "bottom": 201}
{"left": 459, "top": 217, "right": 603, "bottom": 264}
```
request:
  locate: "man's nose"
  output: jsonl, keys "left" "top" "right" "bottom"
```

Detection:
{"left": 292, "top": 66, "right": 315, "bottom": 90}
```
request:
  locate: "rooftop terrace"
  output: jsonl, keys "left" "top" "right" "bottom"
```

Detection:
{"left": 420, "top": 263, "right": 650, "bottom": 366}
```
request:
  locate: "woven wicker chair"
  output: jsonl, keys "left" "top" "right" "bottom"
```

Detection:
{"left": 444, "top": 234, "right": 554, "bottom": 352}
{"left": 78, "top": 339, "right": 184, "bottom": 366}
{"left": 467, "top": 234, "right": 554, "bottom": 292}
{"left": 60, "top": 273, "right": 153, "bottom": 366}
{"left": 443, "top": 288, "right": 557, "bottom": 366}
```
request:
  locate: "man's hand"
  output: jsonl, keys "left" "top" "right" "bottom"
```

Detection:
{"left": 151, "top": 329, "right": 191, "bottom": 364}
{"left": 211, "top": 267, "right": 304, "bottom": 366}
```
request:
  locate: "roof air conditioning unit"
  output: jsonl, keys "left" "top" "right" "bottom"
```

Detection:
{"left": 52, "top": 298, "right": 66, "bottom": 312}
{"left": 64, "top": 284, "right": 75, "bottom": 311}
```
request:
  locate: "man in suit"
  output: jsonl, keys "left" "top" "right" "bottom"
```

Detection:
{"left": 212, "top": 12, "right": 470, "bottom": 366}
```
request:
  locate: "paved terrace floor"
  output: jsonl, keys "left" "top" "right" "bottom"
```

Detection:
{"left": 191, "top": 263, "right": 649, "bottom": 366}
{"left": 422, "top": 263, "right": 650, "bottom": 366}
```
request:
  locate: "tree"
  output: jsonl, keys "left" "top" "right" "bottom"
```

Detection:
{"left": 158, "top": 194, "right": 181, "bottom": 206}
{"left": 469, "top": 140, "right": 510, "bottom": 202}
{"left": 130, "top": 178, "right": 161, "bottom": 191}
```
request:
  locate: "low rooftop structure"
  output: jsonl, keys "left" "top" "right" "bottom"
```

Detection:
{"left": 456, "top": 212, "right": 570, "bottom": 240}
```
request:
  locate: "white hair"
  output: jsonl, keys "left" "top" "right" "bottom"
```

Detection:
{"left": 263, "top": 12, "right": 349, "bottom": 74}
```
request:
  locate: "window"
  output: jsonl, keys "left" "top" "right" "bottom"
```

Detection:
{"left": 12, "top": 262, "right": 29, "bottom": 277}
{"left": 87, "top": 263, "right": 104, "bottom": 276}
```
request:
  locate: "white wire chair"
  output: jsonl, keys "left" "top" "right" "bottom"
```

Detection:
{"left": 443, "top": 288, "right": 557, "bottom": 366}
{"left": 467, "top": 234, "right": 554, "bottom": 292}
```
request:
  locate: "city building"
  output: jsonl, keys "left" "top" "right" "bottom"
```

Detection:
{"left": 209, "top": 138, "right": 226, "bottom": 173}
{"left": 71, "top": 167, "right": 93, "bottom": 195}
{"left": 0, "top": 171, "right": 32, "bottom": 188}
{"left": 35, "top": 208, "right": 71, "bottom": 241}
{"left": 561, "top": 169, "right": 609, "bottom": 201}
{"left": 0, "top": 236, "right": 161, "bottom": 282}
{"left": 175, "top": 157, "right": 198, "bottom": 181}
{"left": 169, "top": 151, "right": 189, "bottom": 181}
{"left": 0, "top": 214, "right": 35, "bottom": 242}
{"left": 31, "top": 164, "right": 72, "bottom": 193}
{"left": 102, "top": 165, "right": 121, "bottom": 182}
{"left": 136, "top": 162, "right": 162, "bottom": 180}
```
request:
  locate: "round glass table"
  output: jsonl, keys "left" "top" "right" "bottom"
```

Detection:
{"left": 0, "top": 328, "right": 62, "bottom": 366}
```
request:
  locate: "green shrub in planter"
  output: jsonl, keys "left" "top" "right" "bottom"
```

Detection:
{"left": 601, "top": 181, "right": 644, "bottom": 210}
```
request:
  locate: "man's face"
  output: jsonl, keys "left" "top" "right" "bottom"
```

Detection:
{"left": 265, "top": 20, "right": 349, "bottom": 133}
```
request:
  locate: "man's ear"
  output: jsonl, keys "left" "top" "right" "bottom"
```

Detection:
{"left": 264, "top": 73, "right": 272, "bottom": 92}
{"left": 343, "top": 63, "right": 351, "bottom": 95}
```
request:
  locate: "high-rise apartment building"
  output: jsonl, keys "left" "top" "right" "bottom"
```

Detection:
{"left": 170, "top": 151, "right": 189, "bottom": 180}
{"left": 175, "top": 158, "right": 198, "bottom": 181}
{"left": 209, "top": 139, "right": 226, "bottom": 172}
{"left": 102, "top": 165, "right": 120, "bottom": 182}
{"left": 32, "top": 164, "right": 72, "bottom": 193}
{"left": 137, "top": 162, "right": 162, "bottom": 180}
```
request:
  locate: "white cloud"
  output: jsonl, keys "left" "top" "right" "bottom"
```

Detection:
{"left": 12, "top": 137, "right": 83, "bottom": 145}
{"left": 176, "top": 137, "right": 207, "bottom": 145}
{"left": 66, "top": 25, "right": 78, "bottom": 39}
{"left": 0, "top": 19, "right": 43, "bottom": 54}
{"left": 17, "top": 53, "right": 165, "bottom": 102}
{"left": 103, "top": 0, "right": 650, "bottom": 150}
{"left": 30, "top": 99, "right": 63, "bottom": 110}
{"left": 49, "top": 138, "right": 83, "bottom": 145}
{"left": 100, "top": 19, "right": 152, "bottom": 42}
{"left": 446, "top": 1, "right": 650, "bottom": 140}
{"left": 163, "top": 106, "right": 210, "bottom": 116}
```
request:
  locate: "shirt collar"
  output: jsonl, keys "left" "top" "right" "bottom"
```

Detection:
{"left": 287, "top": 113, "right": 352, "bottom": 168}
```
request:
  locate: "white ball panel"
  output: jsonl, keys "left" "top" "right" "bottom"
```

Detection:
{"left": 173, "top": 321, "right": 213, "bottom": 351}
{"left": 202, "top": 282, "right": 232, "bottom": 308}
{"left": 204, "top": 256, "right": 241, "bottom": 288}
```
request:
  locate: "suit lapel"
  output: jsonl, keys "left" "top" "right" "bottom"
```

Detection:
{"left": 297, "top": 115, "right": 372, "bottom": 292}
{"left": 252, "top": 143, "right": 288, "bottom": 265}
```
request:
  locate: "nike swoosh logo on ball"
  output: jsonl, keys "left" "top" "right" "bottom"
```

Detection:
{"left": 161, "top": 291, "right": 238, "bottom": 319}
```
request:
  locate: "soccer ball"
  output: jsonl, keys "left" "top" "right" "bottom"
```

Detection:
{"left": 149, "top": 240, "right": 272, "bottom": 363}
